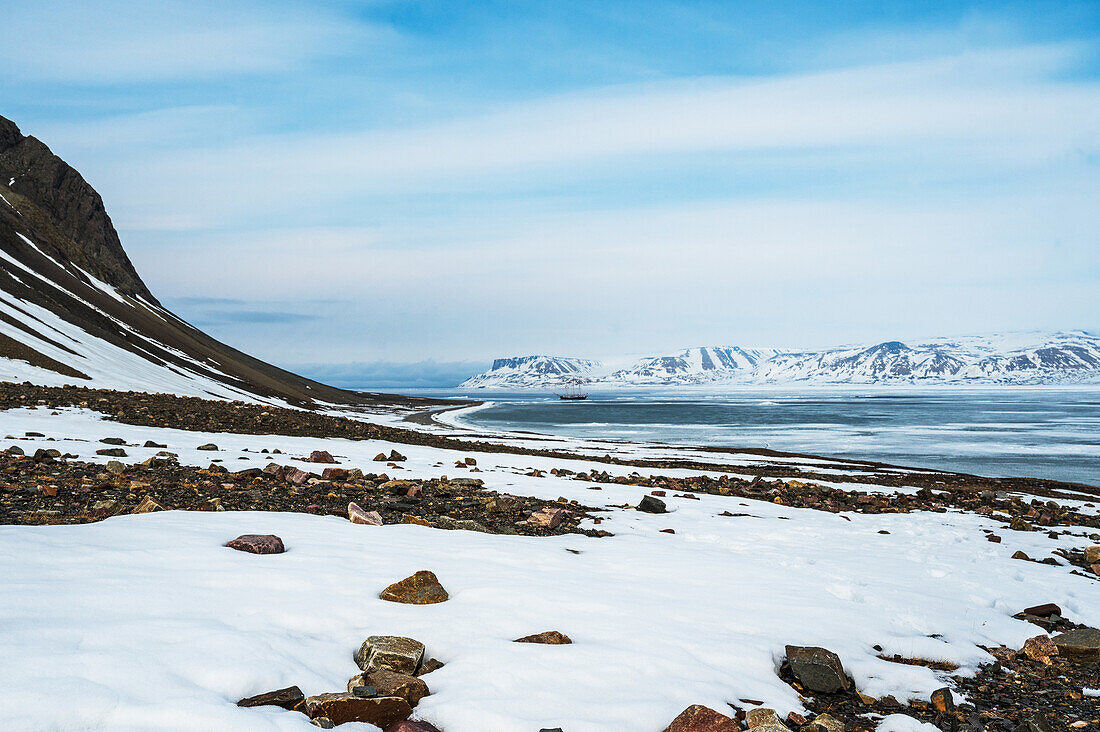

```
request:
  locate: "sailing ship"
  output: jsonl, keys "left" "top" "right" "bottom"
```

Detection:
{"left": 555, "top": 379, "right": 589, "bottom": 401}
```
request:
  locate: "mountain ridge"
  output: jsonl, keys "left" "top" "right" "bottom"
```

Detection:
{"left": 461, "top": 331, "right": 1100, "bottom": 388}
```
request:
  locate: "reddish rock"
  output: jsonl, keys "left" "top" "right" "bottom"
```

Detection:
{"left": 662, "top": 704, "right": 739, "bottom": 732}
{"left": 651, "top": 490, "right": 666, "bottom": 497}
{"left": 237, "top": 685, "right": 305, "bottom": 710}
{"left": 385, "top": 722, "right": 442, "bottom": 732}
{"left": 406, "top": 484, "right": 423, "bottom": 499}
{"left": 380, "top": 571, "right": 449, "bottom": 604}
{"left": 309, "top": 450, "right": 336, "bottom": 464}
{"left": 304, "top": 693, "right": 412, "bottom": 727}
{"left": 527, "top": 507, "right": 566, "bottom": 528}
{"left": 660, "top": 528, "right": 676, "bottom": 534}
{"left": 287, "top": 468, "right": 311, "bottom": 485}
{"left": 349, "top": 502, "right": 383, "bottom": 526}
{"left": 1023, "top": 603, "right": 1061, "bottom": 618}
{"left": 362, "top": 669, "right": 429, "bottom": 706}
{"left": 514, "top": 630, "right": 572, "bottom": 644}
{"left": 225, "top": 534, "right": 285, "bottom": 554}
{"left": 321, "top": 467, "right": 348, "bottom": 480}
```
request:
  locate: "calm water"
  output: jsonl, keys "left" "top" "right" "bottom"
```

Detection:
{"left": 401, "top": 387, "right": 1100, "bottom": 485}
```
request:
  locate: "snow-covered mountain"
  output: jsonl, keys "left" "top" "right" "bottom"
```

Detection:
{"left": 459, "top": 355, "right": 600, "bottom": 388}
{"left": 0, "top": 115, "right": 371, "bottom": 406}
{"left": 465, "top": 332, "right": 1100, "bottom": 388}
{"left": 608, "top": 346, "right": 784, "bottom": 385}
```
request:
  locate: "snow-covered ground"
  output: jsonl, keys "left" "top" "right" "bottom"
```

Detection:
{"left": 1, "top": 408, "right": 1099, "bottom": 731}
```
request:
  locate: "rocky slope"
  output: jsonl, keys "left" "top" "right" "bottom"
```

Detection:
{"left": 465, "top": 332, "right": 1100, "bottom": 388}
{"left": 0, "top": 115, "right": 406, "bottom": 406}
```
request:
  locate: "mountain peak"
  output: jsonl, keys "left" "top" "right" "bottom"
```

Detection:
{"left": 0, "top": 115, "right": 152, "bottom": 301}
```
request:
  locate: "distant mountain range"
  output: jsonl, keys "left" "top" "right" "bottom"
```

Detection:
{"left": 459, "top": 332, "right": 1100, "bottom": 388}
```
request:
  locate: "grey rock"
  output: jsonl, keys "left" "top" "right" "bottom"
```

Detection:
{"left": 785, "top": 645, "right": 849, "bottom": 693}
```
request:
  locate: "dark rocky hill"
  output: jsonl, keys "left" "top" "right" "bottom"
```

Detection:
{"left": 0, "top": 115, "right": 424, "bottom": 407}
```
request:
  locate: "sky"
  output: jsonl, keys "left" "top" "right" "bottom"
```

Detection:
{"left": 3, "top": 0, "right": 1099, "bottom": 378}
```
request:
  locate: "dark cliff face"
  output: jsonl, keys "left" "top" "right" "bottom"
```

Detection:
{"left": 0, "top": 115, "right": 153, "bottom": 301}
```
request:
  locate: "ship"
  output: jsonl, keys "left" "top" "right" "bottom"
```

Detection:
{"left": 555, "top": 379, "right": 589, "bottom": 400}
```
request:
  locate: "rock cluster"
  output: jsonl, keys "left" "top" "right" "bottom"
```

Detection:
{"left": 0, "top": 449, "right": 601, "bottom": 537}
{"left": 237, "top": 635, "right": 442, "bottom": 729}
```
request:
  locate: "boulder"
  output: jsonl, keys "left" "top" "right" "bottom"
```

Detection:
{"left": 130, "top": 495, "right": 166, "bottom": 514}
{"left": 1085, "top": 545, "right": 1100, "bottom": 564}
{"left": 321, "top": 467, "right": 348, "bottom": 480}
{"left": 96, "top": 448, "right": 127, "bottom": 457}
{"left": 143, "top": 440, "right": 167, "bottom": 448}
{"left": 638, "top": 495, "right": 667, "bottom": 513}
{"left": 384, "top": 722, "right": 442, "bottom": 732}
{"left": 1022, "top": 603, "right": 1061, "bottom": 618}
{"left": 930, "top": 687, "right": 955, "bottom": 713}
{"left": 1052, "top": 627, "right": 1100, "bottom": 662}
{"left": 810, "top": 714, "right": 845, "bottom": 732}
{"left": 106, "top": 460, "right": 126, "bottom": 474}
{"left": 1021, "top": 635, "right": 1058, "bottom": 665}
{"left": 417, "top": 658, "right": 444, "bottom": 676}
{"left": 514, "top": 631, "right": 572, "bottom": 645}
{"left": 360, "top": 669, "right": 429, "bottom": 706}
{"left": 747, "top": 708, "right": 783, "bottom": 728}
{"left": 99, "top": 437, "right": 126, "bottom": 445}
{"left": 348, "top": 502, "right": 383, "bottom": 526}
{"left": 90, "top": 499, "right": 122, "bottom": 515}
{"left": 378, "top": 572, "right": 446, "bottom": 603}
{"left": 287, "top": 468, "right": 311, "bottom": 485}
{"left": 374, "top": 453, "right": 389, "bottom": 461}
{"left": 311, "top": 719, "right": 335, "bottom": 729}
{"left": 309, "top": 450, "right": 336, "bottom": 464}
{"left": 356, "top": 636, "right": 426, "bottom": 675}
{"left": 785, "top": 645, "right": 849, "bottom": 693}
{"left": 303, "top": 693, "right": 411, "bottom": 727}
{"left": 389, "top": 450, "right": 407, "bottom": 462}
{"left": 225, "top": 534, "right": 285, "bottom": 554}
{"left": 527, "top": 507, "right": 566, "bottom": 528}
{"left": 1013, "top": 715, "right": 1055, "bottom": 732}
{"left": 662, "top": 704, "right": 739, "bottom": 732}
{"left": 237, "top": 686, "right": 305, "bottom": 710}
{"left": 196, "top": 443, "right": 219, "bottom": 451}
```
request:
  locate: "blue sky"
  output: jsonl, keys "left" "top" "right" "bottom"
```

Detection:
{"left": 3, "top": 0, "right": 1098, "bottom": 372}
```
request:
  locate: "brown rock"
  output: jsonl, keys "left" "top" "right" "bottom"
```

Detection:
{"left": 349, "top": 502, "right": 383, "bottom": 525}
{"left": 785, "top": 645, "right": 849, "bottom": 693}
{"left": 1021, "top": 635, "right": 1059, "bottom": 665}
{"left": 311, "top": 718, "right": 335, "bottom": 728}
{"left": 527, "top": 507, "right": 566, "bottom": 528}
{"left": 303, "top": 693, "right": 411, "bottom": 727}
{"left": 402, "top": 514, "right": 431, "bottom": 526}
{"left": 374, "top": 453, "right": 389, "bottom": 461}
{"left": 747, "top": 708, "right": 783, "bottom": 728}
{"left": 662, "top": 704, "right": 739, "bottom": 732}
{"left": 1022, "top": 603, "right": 1061, "bottom": 618}
{"left": 416, "top": 658, "right": 444, "bottom": 676}
{"left": 811, "top": 714, "right": 845, "bottom": 732}
{"left": 196, "top": 443, "right": 219, "bottom": 451}
{"left": 237, "top": 685, "right": 305, "bottom": 710}
{"left": 1011, "top": 550, "right": 1031, "bottom": 560}
{"left": 930, "top": 687, "right": 955, "bottom": 712}
{"left": 321, "top": 467, "right": 348, "bottom": 480}
{"left": 385, "top": 722, "right": 442, "bottom": 732}
{"left": 514, "top": 631, "right": 572, "bottom": 645}
{"left": 130, "top": 495, "right": 166, "bottom": 514}
{"left": 225, "top": 534, "right": 285, "bottom": 554}
{"left": 356, "top": 636, "right": 426, "bottom": 675}
{"left": 380, "top": 571, "right": 448, "bottom": 604}
{"left": 1084, "top": 545, "right": 1100, "bottom": 564}
{"left": 1052, "top": 627, "right": 1100, "bottom": 662}
{"left": 363, "top": 669, "right": 429, "bottom": 706}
